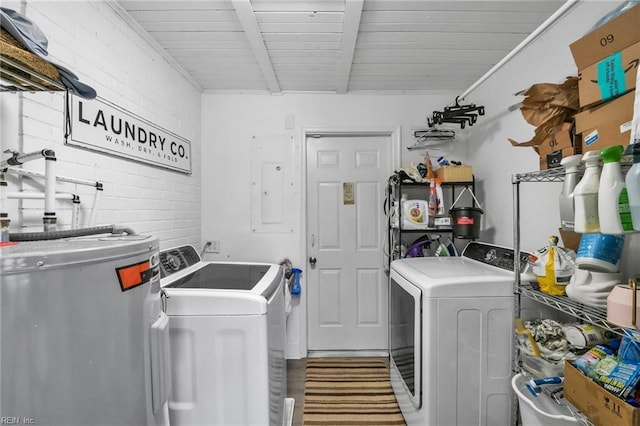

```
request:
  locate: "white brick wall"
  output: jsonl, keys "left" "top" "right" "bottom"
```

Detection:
{"left": 0, "top": 1, "right": 202, "bottom": 251}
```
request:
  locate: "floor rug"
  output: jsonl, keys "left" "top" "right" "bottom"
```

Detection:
{"left": 302, "top": 357, "right": 405, "bottom": 426}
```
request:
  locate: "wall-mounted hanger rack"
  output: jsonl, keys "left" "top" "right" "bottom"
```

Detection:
{"left": 427, "top": 97, "right": 485, "bottom": 129}
{"left": 408, "top": 128, "right": 456, "bottom": 151}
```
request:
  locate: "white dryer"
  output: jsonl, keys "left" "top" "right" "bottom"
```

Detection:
{"left": 389, "top": 242, "right": 531, "bottom": 426}
{"left": 159, "top": 245, "right": 287, "bottom": 426}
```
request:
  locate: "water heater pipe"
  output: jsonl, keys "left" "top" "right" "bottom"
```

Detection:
{"left": 0, "top": 149, "right": 55, "bottom": 168}
{"left": 0, "top": 173, "right": 8, "bottom": 241}
{"left": 8, "top": 192, "right": 76, "bottom": 201}
{"left": 44, "top": 152, "right": 57, "bottom": 231}
{"left": 5, "top": 166, "right": 104, "bottom": 227}
{"left": 87, "top": 185, "right": 103, "bottom": 227}
{"left": 5, "top": 166, "right": 102, "bottom": 188}
{"left": 1, "top": 149, "right": 58, "bottom": 231}
{"left": 8, "top": 192, "right": 80, "bottom": 229}
{"left": 0, "top": 173, "right": 7, "bottom": 216}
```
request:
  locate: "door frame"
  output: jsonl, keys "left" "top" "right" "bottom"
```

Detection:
{"left": 300, "top": 126, "right": 402, "bottom": 358}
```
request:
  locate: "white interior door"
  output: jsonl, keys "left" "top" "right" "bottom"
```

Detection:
{"left": 306, "top": 134, "right": 391, "bottom": 351}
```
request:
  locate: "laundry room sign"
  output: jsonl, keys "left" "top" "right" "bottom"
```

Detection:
{"left": 66, "top": 95, "right": 192, "bottom": 174}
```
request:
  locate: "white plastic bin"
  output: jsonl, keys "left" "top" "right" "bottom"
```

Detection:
{"left": 512, "top": 373, "right": 578, "bottom": 426}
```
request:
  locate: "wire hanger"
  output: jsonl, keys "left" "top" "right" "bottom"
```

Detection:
{"left": 427, "top": 96, "right": 485, "bottom": 129}
{"left": 408, "top": 128, "right": 456, "bottom": 151}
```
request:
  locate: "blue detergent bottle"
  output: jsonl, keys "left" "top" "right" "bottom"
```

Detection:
{"left": 291, "top": 268, "right": 302, "bottom": 297}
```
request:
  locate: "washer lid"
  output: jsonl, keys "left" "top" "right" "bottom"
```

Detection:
{"left": 160, "top": 261, "right": 283, "bottom": 315}
{"left": 390, "top": 257, "right": 514, "bottom": 297}
{"left": 164, "top": 263, "right": 271, "bottom": 290}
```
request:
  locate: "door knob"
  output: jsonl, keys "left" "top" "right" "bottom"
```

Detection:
{"left": 309, "top": 257, "right": 317, "bottom": 266}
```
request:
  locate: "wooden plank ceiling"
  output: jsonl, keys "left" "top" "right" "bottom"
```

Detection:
{"left": 117, "top": 0, "right": 566, "bottom": 94}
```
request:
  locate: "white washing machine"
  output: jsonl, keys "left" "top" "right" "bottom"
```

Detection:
{"left": 159, "top": 245, "right": 287, "bottom": 426}
{"left": 389, "top": 242, "right": 531, "bottom": 426}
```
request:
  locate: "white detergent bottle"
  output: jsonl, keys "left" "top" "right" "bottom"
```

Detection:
{"left": 559, "top": 154, "right": 582, "bottom": 231}
{"left": 599, "top": 145, "right": 633, "bottom": 233}
{"left": 435, "top": 178, "right": 445, "bottom": 215}
{"left": 626, "top": 144, "right": 640, "bottom": 230}
{"left": 574, "top": 151, "right": 601, "bottom": 233}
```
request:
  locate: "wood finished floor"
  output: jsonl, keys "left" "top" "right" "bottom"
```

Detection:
{"left": 287, "top": 359, "right": 306, "bottom": 426}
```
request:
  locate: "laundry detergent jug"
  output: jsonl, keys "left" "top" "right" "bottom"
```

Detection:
{"left": 599, "top": 145, "right": 632, "bottom": 233}
{"left": 403, "top": 199, "right": 430, "bottom": 229}
{"left": 574, "top": 151, "right": 601, "bottom": 233}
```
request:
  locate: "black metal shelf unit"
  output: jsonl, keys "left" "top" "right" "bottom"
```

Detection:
{"left": 386, "top": 178, "right": 476, "bottom": 268}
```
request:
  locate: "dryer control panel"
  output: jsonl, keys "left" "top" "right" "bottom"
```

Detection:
{"left": 159, "top": 245, "right": 201, "bottom": 278}
{"left": 462, "top": 242, "right": 530, "bottom": 273}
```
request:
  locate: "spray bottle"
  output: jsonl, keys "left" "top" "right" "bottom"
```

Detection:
{"left": 559, "top": 154, "right": 582, "bottom": 231}
{"left": 291, "top": 268, "right": 302, "bottom": 297}
{"left": 428, "top": 180, "right": 438, "bottom": 217}
{"left": 573, "top": 150, "right": 601, "bottom": 233}
{"left": 626, "top": 144, "right": 640, "bottom": 230}
{"left": 599, "top": 145, "right": 632, "bottom": 233}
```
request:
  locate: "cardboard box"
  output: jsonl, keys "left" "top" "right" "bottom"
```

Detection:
{"left": 537, "top": 122, "right": 580, "bottom": 157}
{"left": 539, "top": 147, "right": 578, "bottom": 170}
{"left": 570, "top": 4, "right": 640, "bottom": 70}
{"left": 434, "top": 165, "right": 473, "bottom": 182}
{"left": 564, "top": 361, "right": 640, "bottom": 426}
{"left": 558, "top": 228, "right": 581, "bottom": 252}
{"left": 578, "top": 41, "right": 640, "bottom": 108}
{"left": 574, "top": 91, "right": 634, "bottom": 152}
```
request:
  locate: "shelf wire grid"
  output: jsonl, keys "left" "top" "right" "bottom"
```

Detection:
{"left": 518, "top": 284, "right": 630, "bottom": 339}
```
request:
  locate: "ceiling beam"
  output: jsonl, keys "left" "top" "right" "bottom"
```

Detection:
{"left": 336, "top": 0, "right": 363, "bottom": 94}
{"left": 231, "top": 0, "right": 281, "bottom": 94}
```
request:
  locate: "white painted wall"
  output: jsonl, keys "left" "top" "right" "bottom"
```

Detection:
{"left": 0, "top": 1, "right": 202, "bottom": 250}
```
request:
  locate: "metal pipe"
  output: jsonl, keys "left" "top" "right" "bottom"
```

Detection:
{"left": 458, "top": 0, "right": 580, "bottom": 101}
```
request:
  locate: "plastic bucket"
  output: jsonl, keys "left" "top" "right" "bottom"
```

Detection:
{"left": 449, "top": 187, "right": 483, "bottom": 239}
{"left": 450, "top": 207, "right": 482, "bottom": 239}
{"left": 512, "top": 374, "right": 578, "bottom": 426}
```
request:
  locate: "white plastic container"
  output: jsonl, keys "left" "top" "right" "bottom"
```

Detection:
{"left": 512, "top": 374, "right": 578, "bottom": 426}
{"left": 402, "top": 199, "right": 430, "bottom": 229}
{"left": 575, "top": 233, "right": 625, "bottom": 272}
{"left": 559, "top": 155, "right": 582, "bottom": 231}
{"left": 598, "top": 145, "right": 633, "bottom": 233}
{"left": 435, "top": 178, "right": 445, "bottom": 216}
{"left": 573, "top": 151, "right": 601, "bottom": 233}
{"left": 626, "top": 144, "right": 640, "bottom": 230}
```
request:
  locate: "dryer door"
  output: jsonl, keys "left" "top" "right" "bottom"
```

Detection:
{"left": 389, "top": 269, "right": 422, "bottom": 409}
